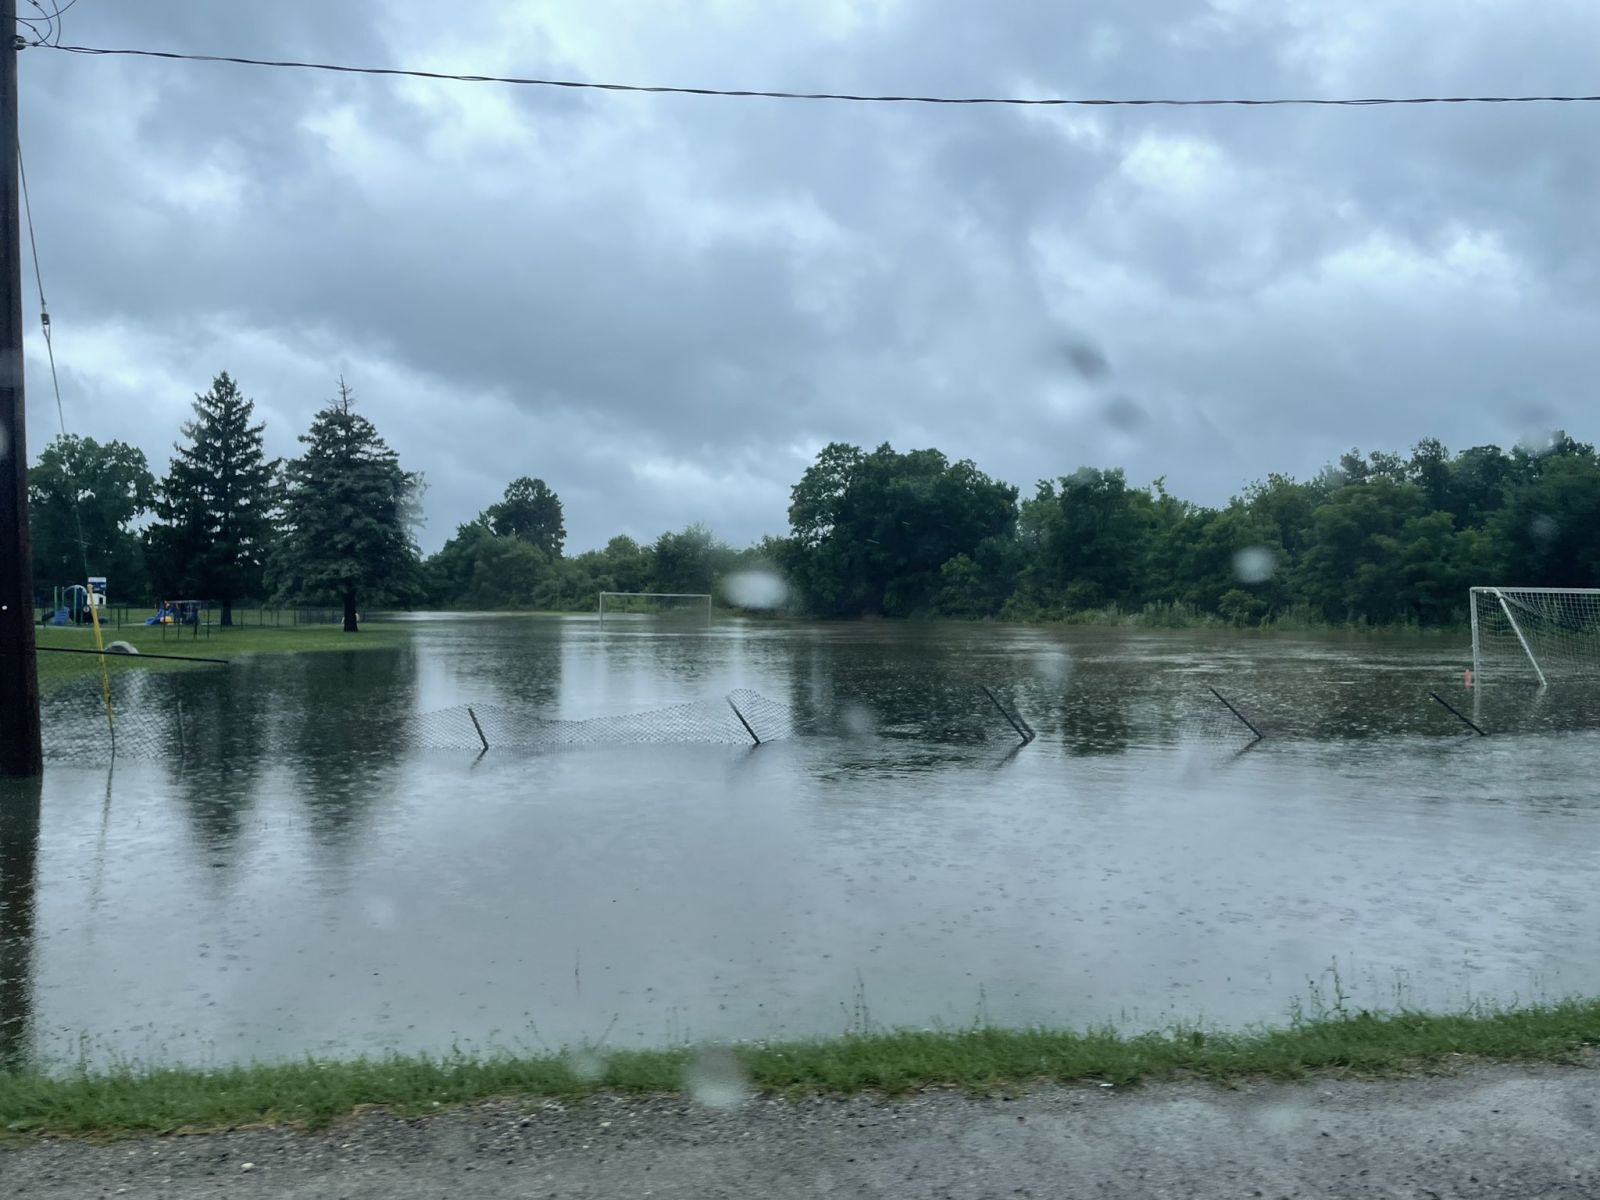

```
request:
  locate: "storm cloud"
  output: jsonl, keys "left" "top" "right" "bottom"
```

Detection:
{"left": 15, "top": 0, "right": 1600, "bottom": 551}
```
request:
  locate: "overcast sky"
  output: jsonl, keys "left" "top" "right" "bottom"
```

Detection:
{"left": 14, "top": 1, "right": 1600, "bottom": 553}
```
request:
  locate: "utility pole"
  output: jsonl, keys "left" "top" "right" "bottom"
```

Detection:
{"left": 0, "top": 774, "right": 41, "bottom": 1069}
{"left": 0, "top": 0, "right": 44, "bottom": 778}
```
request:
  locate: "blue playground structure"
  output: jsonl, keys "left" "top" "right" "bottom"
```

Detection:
{"left": 146, "top": 600, "right": 202, "bottom": 626}
{"left": 46, "top": 584, "right": 87, "bottom": 626}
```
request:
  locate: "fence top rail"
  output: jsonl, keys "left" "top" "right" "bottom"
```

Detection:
{"left": 35, "top": 646, "right": 230, "bottom": 665}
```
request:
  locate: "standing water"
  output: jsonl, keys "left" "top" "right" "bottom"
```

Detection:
{"left": 3, "top": 616, "right": 1598, "bottom": 1069}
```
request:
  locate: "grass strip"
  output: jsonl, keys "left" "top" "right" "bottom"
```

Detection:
{"left": 35, "top": 624, "right": 411, "bottom": 682}
{"left": 2, "top": 1001, "right": 1596, "bottom": 1138}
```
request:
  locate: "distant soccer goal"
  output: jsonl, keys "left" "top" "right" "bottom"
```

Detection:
{"left": 597, "top": 591, "right": 713, "bottom": 628}
{"left": 1470, "top": 587, "right": 1600, "bottom": 687}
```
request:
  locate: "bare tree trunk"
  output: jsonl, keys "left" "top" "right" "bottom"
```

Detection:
{"left": 220, "top": 596, "right": 233, "bottom": 627}
{"left": 342, "top": 589, "right": 358, "bottom": 633}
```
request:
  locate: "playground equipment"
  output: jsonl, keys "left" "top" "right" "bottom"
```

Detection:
{"left": 146, "top": 600, "right": 203, "bottom": 626}
{"left": 43, "top": 578, "right": 111, "bottom": 626}
{"left": 46, "top": 584, "right": 84, "bottom": 626}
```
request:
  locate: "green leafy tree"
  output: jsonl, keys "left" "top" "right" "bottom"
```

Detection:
{"left": 1018, "top": 467, "right": 1149, "bottom": 611}
{"left": 1295, "top": 479, "right": 1425, "bottom": 623}
{"left": 786, "top": 442, "right": 1017, "bottom": 616}
{"left": 933, "top": 554, "right": 989, "bottom": 617}
{"left": 466, "top": 536, "right": 550, "bottom": 608}
{"left": 650, "top": 524, "right": 732, "bottom": 594}
{"left": 599, "top": 534, "right": 652, "bottom": 594}
{"left": 149, "top": 372, "right": 278, "bottom": 624}
{"left": 271, "top": 380, "right": 422, "bottom": 631}
{"left": 1507, "top": 431, "right": 1595, "bottom": 488}
{"left": 1446, "top": 445, "right": 1513, "bottom": 529}
{"left": 1383, "top": 511, "right": 1484, "bottom": 624}
{"left": 422, "top": 519, "right": 496, "bottom": 606}
{"left": 1407, "top": 438, "right": 1453, "bottom": 513}
{"left": 29, "top": 434, "right": 155, "bottom": 600}
{"left": 1164, "top": 502, "right": 1285, "bottom": 615}
{"left": 1488, "top": 453, "right": 1600, "bottom": 586}
{"left": 1241, "top": 473, "right": 1323, "bottom": 563}
{"left": 486, "top": 477, "right": 566, "bottom": 558}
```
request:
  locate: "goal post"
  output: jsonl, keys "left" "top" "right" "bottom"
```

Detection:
{"left": 597, "top": 591, "right": 713, "bottom": 627}
{"left": 1469, "top": 587, "right": 1600, "bottom": 687}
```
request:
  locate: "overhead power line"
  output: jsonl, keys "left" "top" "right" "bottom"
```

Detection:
{"left": 15, "top": 0, "right": 77, "bottom": 48}
{"left": 23, "top": 42, "right": 1600, "bottom": 108}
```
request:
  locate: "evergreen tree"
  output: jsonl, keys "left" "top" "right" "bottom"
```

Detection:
{"left": 271, "top": 379, "right": 422, "bottom": 631}
{"left": 150, "top": 372, "right": 278, "bottom": 624}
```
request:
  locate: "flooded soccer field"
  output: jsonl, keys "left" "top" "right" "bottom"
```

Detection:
{"left": 3, "top": 616, "right": 1598, "bottom": 1069}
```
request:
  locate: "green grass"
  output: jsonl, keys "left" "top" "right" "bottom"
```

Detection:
{"left": 34, "top": 622, "right": 411, "bottom": 680}
{"left": 3, "top": 1001, "right": 1595, "bottom": 1138}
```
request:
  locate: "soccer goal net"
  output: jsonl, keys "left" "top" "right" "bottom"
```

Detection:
{"left": 597, "top": 591, "right": 713, "bottom": 628}
{"left": 1470, "top": 587, "right": 1600, "bottom": 686}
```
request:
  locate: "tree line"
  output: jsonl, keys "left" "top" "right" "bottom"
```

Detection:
{"left": 30, "top": 373, "right": 418, "bottom": 630}
{"left": 28, "top": 370, "right": 1600, "bottom": 629}
{"left": 769, "top": 435, "right": 1600, "bottom": 626}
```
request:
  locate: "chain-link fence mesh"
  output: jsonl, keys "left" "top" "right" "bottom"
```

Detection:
{"left": 19, "top": 650, "right": 1048, "bottom": 763}
{"left": 397, "top": 687, "right": 805, "bottom": 751}
{"left": 15, "top": 645, "right": 1552, "bottom": 767}
{"left": 27, "top": 646, "right": 225, "bottom": 762}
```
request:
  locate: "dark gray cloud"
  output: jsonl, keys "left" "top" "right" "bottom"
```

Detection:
{"left": 15, "top": 0, "right": 1600, "bottom": 552}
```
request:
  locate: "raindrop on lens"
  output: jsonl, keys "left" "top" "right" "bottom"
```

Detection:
{"left": 1101, "top": 395, "right": 1145, "bottom": 433}
{"left": 723, "top": 570, "right": 789, "bottom": 610}
{"left": 1232, "top": 547, "right": 1276, "bottom": 584}
{"left": 684, "top": 1045, "right": 751, "bottom": 1110}
{"left": 565, "top": 1047, "right": 607, "bottom": 1084}
{"left": 842, "top": 704, "right": 876, "bottom": 738}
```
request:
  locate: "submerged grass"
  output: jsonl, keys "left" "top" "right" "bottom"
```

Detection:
{"left": 3, "top": 1001, "right": 1595, "bottom": 1138}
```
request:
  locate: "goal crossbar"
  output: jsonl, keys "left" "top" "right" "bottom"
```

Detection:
{"left": 1470, "top": 586, "right": 1600, "bottom": 687}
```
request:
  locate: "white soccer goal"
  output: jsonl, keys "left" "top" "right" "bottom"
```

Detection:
{"left": 1470, "top": 587, "right": 1600, "bottom": 687}
{"left": 597, "top": 591, "right": 713, "bottom": 628}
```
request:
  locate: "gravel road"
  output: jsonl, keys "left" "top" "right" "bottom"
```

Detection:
{"left": 2, "top": 1063, "right": 1596, "bottom": 1198}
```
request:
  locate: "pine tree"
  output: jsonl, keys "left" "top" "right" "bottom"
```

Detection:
{"left": 272, "top": 379, "right": 422, "bottom": 632}
{"left": 150, "top": 372, "right": 278, "bottom": 625}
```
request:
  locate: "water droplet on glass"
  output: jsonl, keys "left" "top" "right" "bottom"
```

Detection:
{"left": 1101, "top": 394, "right": 1145, "bottom": 433}
{"left": 723, "top": 570, "right": 790, "bottom": 611}
{"left": 1516, "top": 429, "right": 1559, "bottom": 459}
{"left": 684, "top": 1045, "right": 750, "bottom": 1110}
{"left": 565, "top": 1047, "right": 607, "bottom": 1084}
{"left": 362, "top": 895, "right": 396, "bottom": 930}
{"left": 1059, "top": 339, "right": 1110, "bottom": 381}
{"left": 1033, "top": 650, "right": 1072, "bottom": 684}
{"left": 1235, "top": 547, "right": 1273, "bottom": 585}
{"left": 1251, "top": 1095, "right": 1309, "bottom": 1136}
{"left": 1529, "top": 514, "right": 1558, "bottom": 542}
{"left": 1232, "top": 547, "right": 1276, "bottom": 584}
{"left": 842, "top": 704, "right": 877, "bottom": 738}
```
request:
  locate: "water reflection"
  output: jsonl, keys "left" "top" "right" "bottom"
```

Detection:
{"left": 14, "top": 618, "right": 1600, "bottom": 1070}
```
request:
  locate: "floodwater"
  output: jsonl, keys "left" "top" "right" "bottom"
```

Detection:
{"left": 3, "top": 617, "right": 1600, "bottom": 1070}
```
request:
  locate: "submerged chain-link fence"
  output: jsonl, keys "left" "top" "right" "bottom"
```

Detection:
{"left": 24, "top": 645, "right": 227, "bottom": 762}
{"left": 397, "top": 688, "right": 806, "bottom": 751}
{"left": 15, "top": 643, "right": 1567, "bottom": 768}
{"left": 22, "top": 672, "right": 1255, "bottom": 770}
